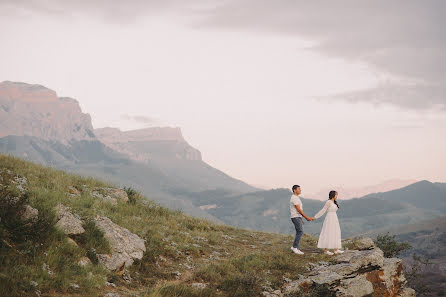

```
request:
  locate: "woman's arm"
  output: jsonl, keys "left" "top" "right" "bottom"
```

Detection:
{"left": 314, "top": 201, "right": 330, "bottom": 219}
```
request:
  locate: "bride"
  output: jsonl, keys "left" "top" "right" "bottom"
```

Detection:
{"left": 314, "top": 190, "right": 344, "bottom": 255}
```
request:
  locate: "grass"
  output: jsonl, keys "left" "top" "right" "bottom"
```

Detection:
{"left": 0, "top": 154, "right": 329, "bottom": 297}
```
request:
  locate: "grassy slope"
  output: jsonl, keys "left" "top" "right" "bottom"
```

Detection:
{"left": 0, "top": 154, "right": 330, "bottom": 297}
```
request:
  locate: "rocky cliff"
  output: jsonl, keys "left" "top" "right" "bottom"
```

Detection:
{"left": 0, "top": 81, "right": 96, "bottom": 143}
{"left": 95, "top": 126, "right": 202, "bottom": 162}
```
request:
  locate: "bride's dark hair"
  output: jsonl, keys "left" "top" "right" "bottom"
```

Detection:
{"left": 329, "top": 190, "right": 339, "bottom": 208}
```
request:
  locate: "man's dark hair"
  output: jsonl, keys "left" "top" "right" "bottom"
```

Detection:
{"left": 292, "top": 185, "right": 300, "bottom": 192}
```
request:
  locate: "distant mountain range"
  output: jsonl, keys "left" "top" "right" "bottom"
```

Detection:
{"left": 0, "top": 81, "right": 257, "bottom": 221}
{"left": 308, "top": 179, "right": 418, "bottom": 200}
{"left": 1, "top": 80, "right": 445, "bottom": 239}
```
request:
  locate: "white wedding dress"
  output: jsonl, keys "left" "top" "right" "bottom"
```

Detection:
{"left": 314, "top": 200, "right": 342, "bottom": 249}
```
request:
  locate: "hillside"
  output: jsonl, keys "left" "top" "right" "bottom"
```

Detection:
{"left": 0, "top": 155, "right": 415, "bottom": 297}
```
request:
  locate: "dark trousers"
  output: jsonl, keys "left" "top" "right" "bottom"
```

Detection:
{"left": 291, "top": 217, "right": 304, "bottom": 249}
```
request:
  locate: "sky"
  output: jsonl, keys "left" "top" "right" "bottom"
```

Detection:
{"left": 1, "top": 0, "right": 445, "bottom": 195}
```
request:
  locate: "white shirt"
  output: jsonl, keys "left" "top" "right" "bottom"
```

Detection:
{"left": 290, "top": 194, "right": 303, "bottom": 218}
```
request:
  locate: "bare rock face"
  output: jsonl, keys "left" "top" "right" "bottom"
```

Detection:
{"left": 93, "top": 216, "right": 146, "bottom": 270}
{"left": 55, "top": 204, "right": 85, "bottom": 235}
{"left": 95, "top": 127, "right": 202, "bottom": 162}
{"left": 0, "top": 81, "right": 95, "bottom": 144}
{"left": 284, "top": 238, "right": 414, "bottom": 297}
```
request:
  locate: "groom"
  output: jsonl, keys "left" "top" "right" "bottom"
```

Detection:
{"left": 290, "top": 185, "right": 315, "bottom": 255}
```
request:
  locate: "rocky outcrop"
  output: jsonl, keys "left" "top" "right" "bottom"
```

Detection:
{"left": 0, "top": 81, "right": 95, "bottom": 144}
{"left": 95, "top": 127, "right": 202, "bottom": 162}
{"left": 55, "top": 204, "right": 85, "bottom": 235}
{"left": 91, "top": 187, "right": 129, "bottom": 205}
{"left": 0, "top": 169, "right": 38, "bottom": 222}
{"left": 93, "top": 216, "right": 146, "bottom": 270}
{"left": 283, "top": 238, "right": 415, "bottom": 297}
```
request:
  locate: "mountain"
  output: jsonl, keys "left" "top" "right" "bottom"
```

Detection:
{"left": 1, "top": 80, "right": 445, "bottom": 241}
{"left": 0, "top": 81, "right": 95, "bottom": 143}
{"left": 0, "top": 81, "right": 257, "bottom": 220}
{"left": 193, "top": 181, "right": 446, "bottom": 238}
{"left": 361, "top": 180, "right": 446, "bottom": 212}
{"left": 308, "top": 179, "right": 418, "bottom": 200}
{"left": 0, "top": 154, "right": 416, "bottom": 297}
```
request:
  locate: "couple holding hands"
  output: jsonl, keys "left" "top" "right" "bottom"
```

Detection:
{"left": 290, "top": 184, "right": 343, "bottom": 255}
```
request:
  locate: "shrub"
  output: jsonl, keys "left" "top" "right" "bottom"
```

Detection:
{"left": 375, "top": 233, "right": 411, "bottom": 258}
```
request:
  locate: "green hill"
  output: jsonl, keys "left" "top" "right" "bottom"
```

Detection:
{"left": 0, "top": 154, "right": 328, "bottom": 297}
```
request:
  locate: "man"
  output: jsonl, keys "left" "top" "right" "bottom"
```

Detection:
{"left": 290, "top": 185, "right": 315, "bottom": 255}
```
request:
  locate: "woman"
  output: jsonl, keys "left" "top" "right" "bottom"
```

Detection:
{"left": 314, "top": 190, "right": 344, "bottom": 255}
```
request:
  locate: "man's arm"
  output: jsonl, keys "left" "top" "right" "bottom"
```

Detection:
{"left": 295, "top": 205, "right": 315, "bottom": 221}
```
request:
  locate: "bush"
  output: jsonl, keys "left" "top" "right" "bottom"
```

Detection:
{"left": 124, "top": 186, "right": 141, "bottom": 205}
{"left": 375, "top": 233, "right": 411, "bottom": 258}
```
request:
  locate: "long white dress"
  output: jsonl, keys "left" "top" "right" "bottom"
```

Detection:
{"left": 314, "top": 200, "right": 342, "bottom": 249}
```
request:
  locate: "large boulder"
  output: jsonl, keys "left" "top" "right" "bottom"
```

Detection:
{"left": 55, "top": 204, "right": 85, "bottom": 235}
{"left": 93, "top": 216, "right": 145, "bottom": 270}
{"left": 284, "top": 247, "right": 415, "bottom": 297}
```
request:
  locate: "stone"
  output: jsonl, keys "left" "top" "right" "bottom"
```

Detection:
{"left": 191, "top": 283, "right": 207, "bottom": 289}
{"left": 283, "top": 247, "right": 415, "bottom": 297}
{"left": 68, "top": 186, "right": 81, "bottom": 197}
{"left": 335, "top": 248, "right": 384, "bottom": 271}
{"left": 94, "top": 216, "right": 146, "bottom": 271}
{"left": 55, "top": 204, "right": 85, "bottom": 235}
{"left": 21, "top": 205, "right": 38, "bottom": 221}
{"left": 344, "top": 237, "right": 376, "bottom": 250}
{"left": 398, "top": 287, "right": 416, "bottom": 297}
{"left": 42, "top": 263, "right": 54, "bottom": 276}
{"left": 77, "top": 256, "right": 92, "bottom": 267}
{"left": 69, "top": 283, "right": 80, "bottom": 290}
{"left": 91, "top": 188, "right": 128, "bottom": 205}
{"left": 67, "top": 237, "right": 78, "bottom": 247}
{"left": 337, "top": 274, "right": 374, "bottom": 297}
{"left": 104, "top": 293, "right": 120, "bottom": 297}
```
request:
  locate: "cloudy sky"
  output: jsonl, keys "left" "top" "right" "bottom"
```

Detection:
{"left": 1, "top": 0, "right": 445, "bottom": 195}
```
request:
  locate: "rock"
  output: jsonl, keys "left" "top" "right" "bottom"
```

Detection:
{"left": 70, "top": 283, "right": 80, "bottom": 290}
{"left": 42, "top": 263, "right": 54, "bottom": 276}
{"left": 0, "top": 81, "right": 96, "bottom": 144}
{"left": 55, "top": 204, "right": 85, "bottom": 235}
{"left": 337, "top": 274, "right": 374, "bottom": 297}
{"left": 67, "top": 237, "right": 78, "bottom": 247}
{"left": 344, "top": 237, "right": 376, "bottom": 250}
{"left": 93, "top": 216, "right": 146, "bottom": 270}
{"left": 191, "top": 283, "right": 207, "bottom": 289}
{"left": 91, "top": 188, "right": 128, "bottom": 205}
{"left": 21, "top": 205, "right": 38, "bottom": 222}
{"left": 104, "top": 293, "right": 120, "bottom": 297}
{"left": 284, "top": 247, "right": 415, "bottom": 297}
{"left": 68, "top": 186, "right": 81, "bottom": 197}
{"left": 105, "top": 281, "right": 117, "bottom": 288}
{"left": 77, "top": 256, "right": 92, "bottom": 267}
{"left": 262, "top": 290, "right": 283, "bottom": 297}
{"left": 399, "top": 287, "right": 416, "bottom": 297}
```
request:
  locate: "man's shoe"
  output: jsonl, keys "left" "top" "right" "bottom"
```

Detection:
{"left": 324, "top": 251, "right": 334, "bottom": 255}
{"left": 293, "top": 248, "right": 304, "bottom": 255}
